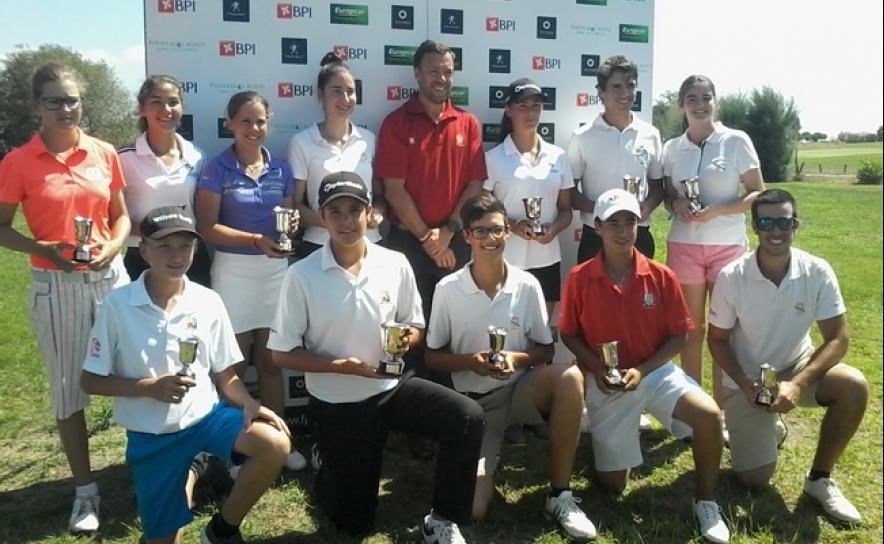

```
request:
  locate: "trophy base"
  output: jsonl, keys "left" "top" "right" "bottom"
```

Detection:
{"left": 378, "top": 360, "right": 404, "bottom": 377}
{"left": 73, "top": 246, "right": 92, "bottom": 264}
{"left": 277, "top": 239, "right": 293, "bottom": 253}
{"left": 754, "top": 395, "right": 773, "bottom": 407}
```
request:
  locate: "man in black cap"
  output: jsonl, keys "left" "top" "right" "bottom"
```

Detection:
{"left": 269, "top": 173, "right": 484, "bottom": 543}
{"left": 81, "top": 206, "right": 292, "bottom": 544}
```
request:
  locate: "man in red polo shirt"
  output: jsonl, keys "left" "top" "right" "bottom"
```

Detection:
{"left": 376, "top": 40, "right": 487, "bottom": 458}
{"left": 558, "top": 189, "right": 730, "bottom": 544}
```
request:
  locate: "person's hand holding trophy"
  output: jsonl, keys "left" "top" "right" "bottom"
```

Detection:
{"left": 378, "top": 322, "right": 418, "bottom": 377}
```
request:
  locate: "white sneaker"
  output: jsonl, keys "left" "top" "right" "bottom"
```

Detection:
{"left": 544, "top": 490, "right": 597, "bottom": 540}
{"left": 421, "top": 514, "right": 467, "bottom": 544}
{"left": 310, "top": 443, "right": 322, "bottom": 473}
{"left": 69, "top": 494, "right": 100, "bottom": 533}
{"left": 693, "top": 499, "right": 729, "bottom": 544}
{"left": 285, "top": 448, "right": 307, "bottom": 471}
{"left": 639, "top": 413, "right": 653, "bottom": 432}
{"left": 803, "top": 475, "right": 862, "bottom": 524}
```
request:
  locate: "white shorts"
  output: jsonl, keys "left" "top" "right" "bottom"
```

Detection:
{"left": 29, "top": 256, "right": 129, "bottom": 419}
{"left": 211, "top": 252, "right": 288, "bottom": 334}
{"left": 585, "top": 361, "right": 701, "bottom": 472}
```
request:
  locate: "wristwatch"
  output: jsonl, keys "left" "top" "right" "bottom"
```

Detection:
{"left": 445, "top": 219, "right": 463, "bottom": 234}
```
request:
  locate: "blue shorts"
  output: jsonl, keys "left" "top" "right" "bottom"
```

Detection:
{"left": 126, "top": 402, "right": 246, "bottom": 540}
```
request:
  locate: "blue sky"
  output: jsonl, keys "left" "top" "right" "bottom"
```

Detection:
{"left": 1, "top": 0, "right": 881, "bottom": 138}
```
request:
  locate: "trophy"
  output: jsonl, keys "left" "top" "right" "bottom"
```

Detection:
{"left": 521, "top": 197, "right": 545, "bottom": 235}
{"left": 272, "top": 206, "right": 295, "bottom": 252}
{"left": 378, "top": 322, "right": 408, "bottom": 376}
{"left": 72, "top": 216, "right": 93, "bottom": 263}
{"left": 623, "top": 176, "right": 646, "bottom": 204}
{"left": 597, "top": 341, "right": 624, "bottom": 388}
{"left": 487, "top": 326, "right": 508, "bottom": 370}
{"left": 177, "top": 337, "right": 199, "bottom": 383}
{"left": 680, "top": 178, "right": 703, "bottom": 212}
{"left": 754, "top": 363, "right": 777, "bottom": 407}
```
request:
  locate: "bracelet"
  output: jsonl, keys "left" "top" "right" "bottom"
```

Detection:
{"left": 250, "top": 233, "right": 262, "bottom": 248}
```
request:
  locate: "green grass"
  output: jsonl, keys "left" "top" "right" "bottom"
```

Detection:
{"left": 0, "top": 183, "right": 882, "bottom": 544}
{"left": 797, "top": 142, "right": 883, "bottom": 177}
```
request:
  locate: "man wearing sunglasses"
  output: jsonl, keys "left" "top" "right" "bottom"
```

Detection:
{"left": 425, "top": 194, "right": 597, "bottom": 541}
{"left": 708, "top": 189, "right": 868, "bottom": 525}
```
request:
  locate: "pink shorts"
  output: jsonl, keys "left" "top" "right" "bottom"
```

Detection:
{"left": 666, "top": 242, "right": 747, "bottom": 285}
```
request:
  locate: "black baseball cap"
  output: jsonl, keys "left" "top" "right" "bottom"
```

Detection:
{"left": 318, "top": 172, "right": 371, "bottom": 208}
{"left": 140, "top": 206, "right": 202, "bottom": 240}
{"left": 505, "top": 78, "right": 550, "bottom": 104}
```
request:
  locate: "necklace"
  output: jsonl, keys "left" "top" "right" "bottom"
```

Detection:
{"left": 605, "top": 266, "right": 630, "bottom": 288}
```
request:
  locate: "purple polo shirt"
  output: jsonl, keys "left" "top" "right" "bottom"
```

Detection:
{"left": 198, "top": 145, "right": 294, "bottom": 255}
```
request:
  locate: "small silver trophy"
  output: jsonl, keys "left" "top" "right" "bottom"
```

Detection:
{"left": 272, "top": 206, "right": 295, "bottom": 252}
{"left": 72, "top": 216, "right": 93, "bottom": 263}
{"left": 623, "top": 176, "right": 646, "bottom": 204}
{"left": 521, "top": 197, "right": 545, "bottom": 235}
{"left": 680, "top": 178, "right": 703, "bottom": 212}
{"left": 597, "top": 340, "right": 624, "bottom": 388}
{"left": 177, "top": 337, "right": 199, "bottom": 383}
{"left": 378, "top": 322, "right": 408, "bottom": 376}
{"left": 754, "top": 363, "right": 777, "bottom": 407}
{"left": 487, "top": 326, "right": 508, "bottom": 370}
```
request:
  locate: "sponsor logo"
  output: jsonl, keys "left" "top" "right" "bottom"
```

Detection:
{"left": 482, "top": 123, "right": 502, "bottom": 143}
{"left": 333, "top": 45, "right": 368, "bottom": 61}
{"left": 536, "top": 16, "right": 557, "bottom": 39}
{"left": 391, "top": 4, "right": 413, "bottom": 29}
{"left": 450, "top": 86, "right": 469, "bottom": 106}
{"left": 619, "top": 24, "right": 649, "bottom": 43}
{"left": 158, "top": 0, "right": 196, "bottom": 13}
{"left": 384, "top": 45, "right": 417, "bottom": 66}
{"left": 208, "top": 82, "right": 267, "bottom": 94}
{"left": 90, "top": 338, "right": 101, "bottom": 358}
{"left": 281, "top": 38, "right": 308, "bottom": 64}
{"left": 581, "top": 54, "right": 600, "bottom": 76}
{"left": 532, "top": 56, "right": 561, "bottom": 71}
{"left": 538, "top": 123, "right": 555, "bottom": 144}
{"left": 330, "top": 3, "right": 369, "bottom": 25}
{"left": 576, "top": 0, "right": 607, "bottom": 5}
{"left": 276, "top": 3, "right": 312, "bottom": 18}
{"left": 488, "top": 85, "right": 508, "bottom": 109}
{"left": 179, "top": 81, "right": 198, "bottom": 94}
{"left": 386, "top": 86, "right": 419, "bottom": 100}
{"left": 219, "top": 41, "right": 256, "bottom": 56}
{"left": 217, "top": 118, "right": 235, "bottom": 138}
{"left": 576, "top": 93, "right": 589, "bottom": 107}
{"left": 541, "top": 86, "right": 557, "bottom": 110}
{"left": 177, "top": 115, "right": 194, "bottom": 141}
{"left": 440, "top": 9, "right": 463, "bottom": 34}
{"left": 450, "top": 47, "right": 463, "bottom": 71}
{"left": 486, "top": 17, "right": 516, "bottom": 32}
{"left": 355, "top": 79, "right": 363, "bottom": 104}
{"left": 222, "top": 0, "right": 250, "bottom": 22}
{"left": 488, "top": 49, "right": 511, "bottom": 74}
{"left": 570, "top": 24, "right": 611, "bottom": 37}
{"left": 631, "top": 90, "right": 642, "bottom": 112}
{"left": 147, "top": 40, "right": 206, "bottom": 53}
{"left": 278, "top": 83, "right": 314, "bottom": 97}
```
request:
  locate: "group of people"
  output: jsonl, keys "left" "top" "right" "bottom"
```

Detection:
{"left": 0, "top": 39, "right": 869, "bottom": 544}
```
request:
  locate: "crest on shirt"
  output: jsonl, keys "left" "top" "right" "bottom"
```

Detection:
{"left": 794, "top": 303, "right": 805, "bottom": 314}
{"left": 380, "top": 291, "right": 391, "bottom": 304}
{"left": 186, "top": 317, "right": 198, "bottom": 331}
{"left": 90, "top": 338, "right": 101, "bottom": 358}
{"left": 642, "top": 292, "right": 656, "bottom": 308}
{"left": 510, "top": 316, "right": 520, "bottom": 328}
{"left": 455, "top": 134, "right": 464, "bottom": 147}
{"left": 84, "top": 167, "right": 103, "bottom": 181}
{"left": 408, "top": 137, "right": 415, "bottom": 145}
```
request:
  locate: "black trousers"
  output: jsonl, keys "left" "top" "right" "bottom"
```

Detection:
{"left": 576, "top": 224, "right": 656, "bottom": 264}
{"left": 308, "top": 376, "right": 485, "bottom": 536}
{"left": 123, "top": 242, "right": 213, "bottom": 287}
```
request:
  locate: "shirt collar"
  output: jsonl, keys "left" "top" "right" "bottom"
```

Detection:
{"left": 405, "top": 95, "right": 456, "bottom": 121}
{"left": 586, "top": 247, "right": 653, "bottom": 282}
{"left": 319, "top": 238, "right": 381, "bottom": 272}
{"left": 127, "top": 271, "right": 196, "bottom": 312}
{"left": 218, "top": 144, "right": 273, "bottom": 171}
{"left": 27, "top": 128, "right": 89, "bottom": 158}
{"left": 457, "top": 261, "right": 520, "bottom": 296}
{"left": 501, "top": 134, "right": 552, "bottom": 160}
{"left": 591, "top": 112, "right": 639, "bottom": 132}
{"left": 747, "top": 247, "right": 803, "bottom": 282}
{"left": 309, "top": 122, "right": 364, "bottom": 146}
{"left": 675, "top": 122, "right": 726, "bottom": 150}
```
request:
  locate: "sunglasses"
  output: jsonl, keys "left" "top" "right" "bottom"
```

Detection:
{"left": 467, "top": 226, "right": 507, "bottom": 239}
{"left": 40, "top": 96, "right": 82, "bottom": 111}
{"left": 755, "top": 216, "right": 797, "bottom": 232}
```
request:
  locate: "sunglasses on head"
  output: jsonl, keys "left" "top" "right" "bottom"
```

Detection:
{"left": 755, "top": 216, "right": 797, "bottom": 232}
{"left": 40, "top": 96, "right": 82, "bottom": 111}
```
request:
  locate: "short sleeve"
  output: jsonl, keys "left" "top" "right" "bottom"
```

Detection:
{"left": 209, "top": 295, "right": 245, "bottom": 373}
{"left": 733, "top": 131, "right": 761, "bottom": 175}
{"left": 557, "top": 270, "right": 582, "bottom": 337}
{"left": 267, "top": 267, "right": 309, "bottom": 352}
{"left": 395, "top": 256, "right": 426, "bottom": 328}
{"left": 82, "top": 296, "right": 119, "bottom": 377}
{"left": 108, "top": 151, "right": 126, "bottom": 191}
{"left": 465, "top": 115, "right": 488, "bottom": 182}
{"left": 647, "top": 131, "right": 664, "bottom": 180}
{"left": 814, "top": 260, "right": 847, "bottom": 321}
{"left": 426, "top": 285, "right": 453, "bottom": 350}
{"left": 661, "top": 139, "right": 675, "bottom": 178}
{"left": 197, "top": 157, "right": 223, "bottom": 194}
{"left": 524, "top": 281, "right": 553, "bottom": 345}
{"left": 287, "top": 135, "right": 309, "bottom": 181}
{"left": 375, "top": 113, "right": 409, "bottom": 180}
{"left": 558, "top": 152, "right": 575, "bottom": 190}
{"left": 281, "top": 162, "right": 295, "bottom": 198}
{"left": 0, "top": 153, "right": 25, "bottom": 204}
{"left": 566, "top": 132, "right": 585, "bottom": 181}
{"left": 708, "top": 269, "right": 738, "bottom": 330}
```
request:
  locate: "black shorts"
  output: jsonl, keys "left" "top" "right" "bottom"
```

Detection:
{"left": 526, "top": 262, "right": 561, "bottom": 303}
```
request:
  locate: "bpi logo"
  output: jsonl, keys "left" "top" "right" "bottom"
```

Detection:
{"left": 576, "top": 93, "right": 602, "bottom": 107}
{"left": 222, "top": 0, "right": 250, "bottom": 22}
{"left": 536, "top": 16, "right": 557, "bottom": 39}
{"left": 180, "top": 81, "right": 198, "bottom": 94}
{"left": 486, "top": 17, "right": 516, "bottom": 32}
{"left": 276, "top": 3, "right": 312, "bottom": 18}
{"left": 581, "top": 54, "right": 600, "bottom": 77}
{"left": 532, "top": 56, "right": 561, "bottom": 70}
{"left": 278, "top": 83, "right": 314, "bottom": 97}
{"left": 333, "top": 45, "right": 368, "bottom": 61}
{"left": 386, "top": 86, "right": 418, "bottom": 101}
{"left": 219, "top": 41, "right": 256, "bottom": 56}
{"left": 158, "top": 0, "right": 196, "bottom": 13}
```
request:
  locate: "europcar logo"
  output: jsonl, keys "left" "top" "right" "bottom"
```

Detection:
{"left": 281, "top": 38, "right": 308, "bottom": 64}
{"left": 333, "top": 45, "right": 368, "bottom": 61}
{"left": 537, "top": 16, "right": 557, "bottom": 39}
{"left": 488, "top": 49, "right": 511, "bottom": 74}
{"left": 538, "top": 123, "right": 555, "bottom": 144}
{"left": 576, "top": 0, "right": 607, "bottom": 5}
{"left": 391, "top": 5, "right": 414, "bottom": 29}
{"left": 219, "top": 41, "right": 256, "bottom": 56}
{"left": 386, "top": 86, "right": 418, "bottom": 100}
{"left": 532, "top": 56, "right": 561, "bottom": 70}
{"left": 619, "top": 24, "right": 649, "bottom": 43}
{"left": 450, "top": 86, "right": 469, "bottom": 106}
{"left": 222, "top": 0, "right": 249, "bottom": 22}
{"left": 158, "top": 0, "right": 196, "bottom": 13}
{"left": 488, "top": 86, "right": 508, "bottom": 109}
{"left": 440, "top": 9, "right": 463, "bottom": 34}
{"left": 278, "top": 83, "right": 314, "bottom": 97}
{"left": 581, "top": 54, "right": 600, "bottom": 76}
{"left": 384, "top": 45, "right": 417, "bottom": 66}
{"left": 276, "top": 3, "right": 312, "bottom": 18}
{"left": 486, "top": 17, "right": 516, "bottom": 32}
{"left": 482, "top": 123, "right": 502, "bottom": 143}
{"left": 330, "top": 3, "right": 369, "bottom": 25}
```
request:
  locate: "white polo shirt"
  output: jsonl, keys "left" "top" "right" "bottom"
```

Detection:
{"left": 708, "top": 248, "right": 845, "bottom": 389}
{"left": 83, "top": 274, "right": 242, "bottom": 435}
{"left": 267, "top": 239, "right": 424, "bottom": 403}
{"left": 427, "top": 262, "right": 552, "bottom": 395}
{"left": 483, "top": 136, "right": 574, "bottom": 270}
{"left": 566, "top": 113, "right": 663, "bottom": 227}
{"left": 287, "top": 123, "right": 380, "bottom": 245}
{"left": 663, "top": 123, "right": 761, "bottom": 246}
{"left": 118, "top": 133, "right": 204, "bottom": 247}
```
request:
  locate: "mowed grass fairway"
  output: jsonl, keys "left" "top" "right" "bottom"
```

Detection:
{"left": 0, "top": 182, "right": 881, "bottom": 544}
{"left": 797, "top": 142, "right": 883, "bottom": 178}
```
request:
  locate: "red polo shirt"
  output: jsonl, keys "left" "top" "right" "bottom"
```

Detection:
{"left": 375, "top": 96, "right": 487, "bottom": 228}
{"left": 0, "top": 130, "right": 126, "bottom": 269}
{"left": 558, "top": 248, "right": 693, "bottom": 369}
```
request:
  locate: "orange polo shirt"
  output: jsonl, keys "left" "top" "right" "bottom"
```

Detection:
{"left": 558, "top": 248, "right": 694, "bottom": 369}
{"left": 0, "top": 130, "right": 126, "bottom": 269}
{"left": 375, "top": 96, "right": 487, "bottom": 228}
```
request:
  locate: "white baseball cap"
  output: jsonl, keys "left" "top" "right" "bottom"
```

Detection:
{"left": 594, "top": 188, "right": 641, "bottom": 221}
